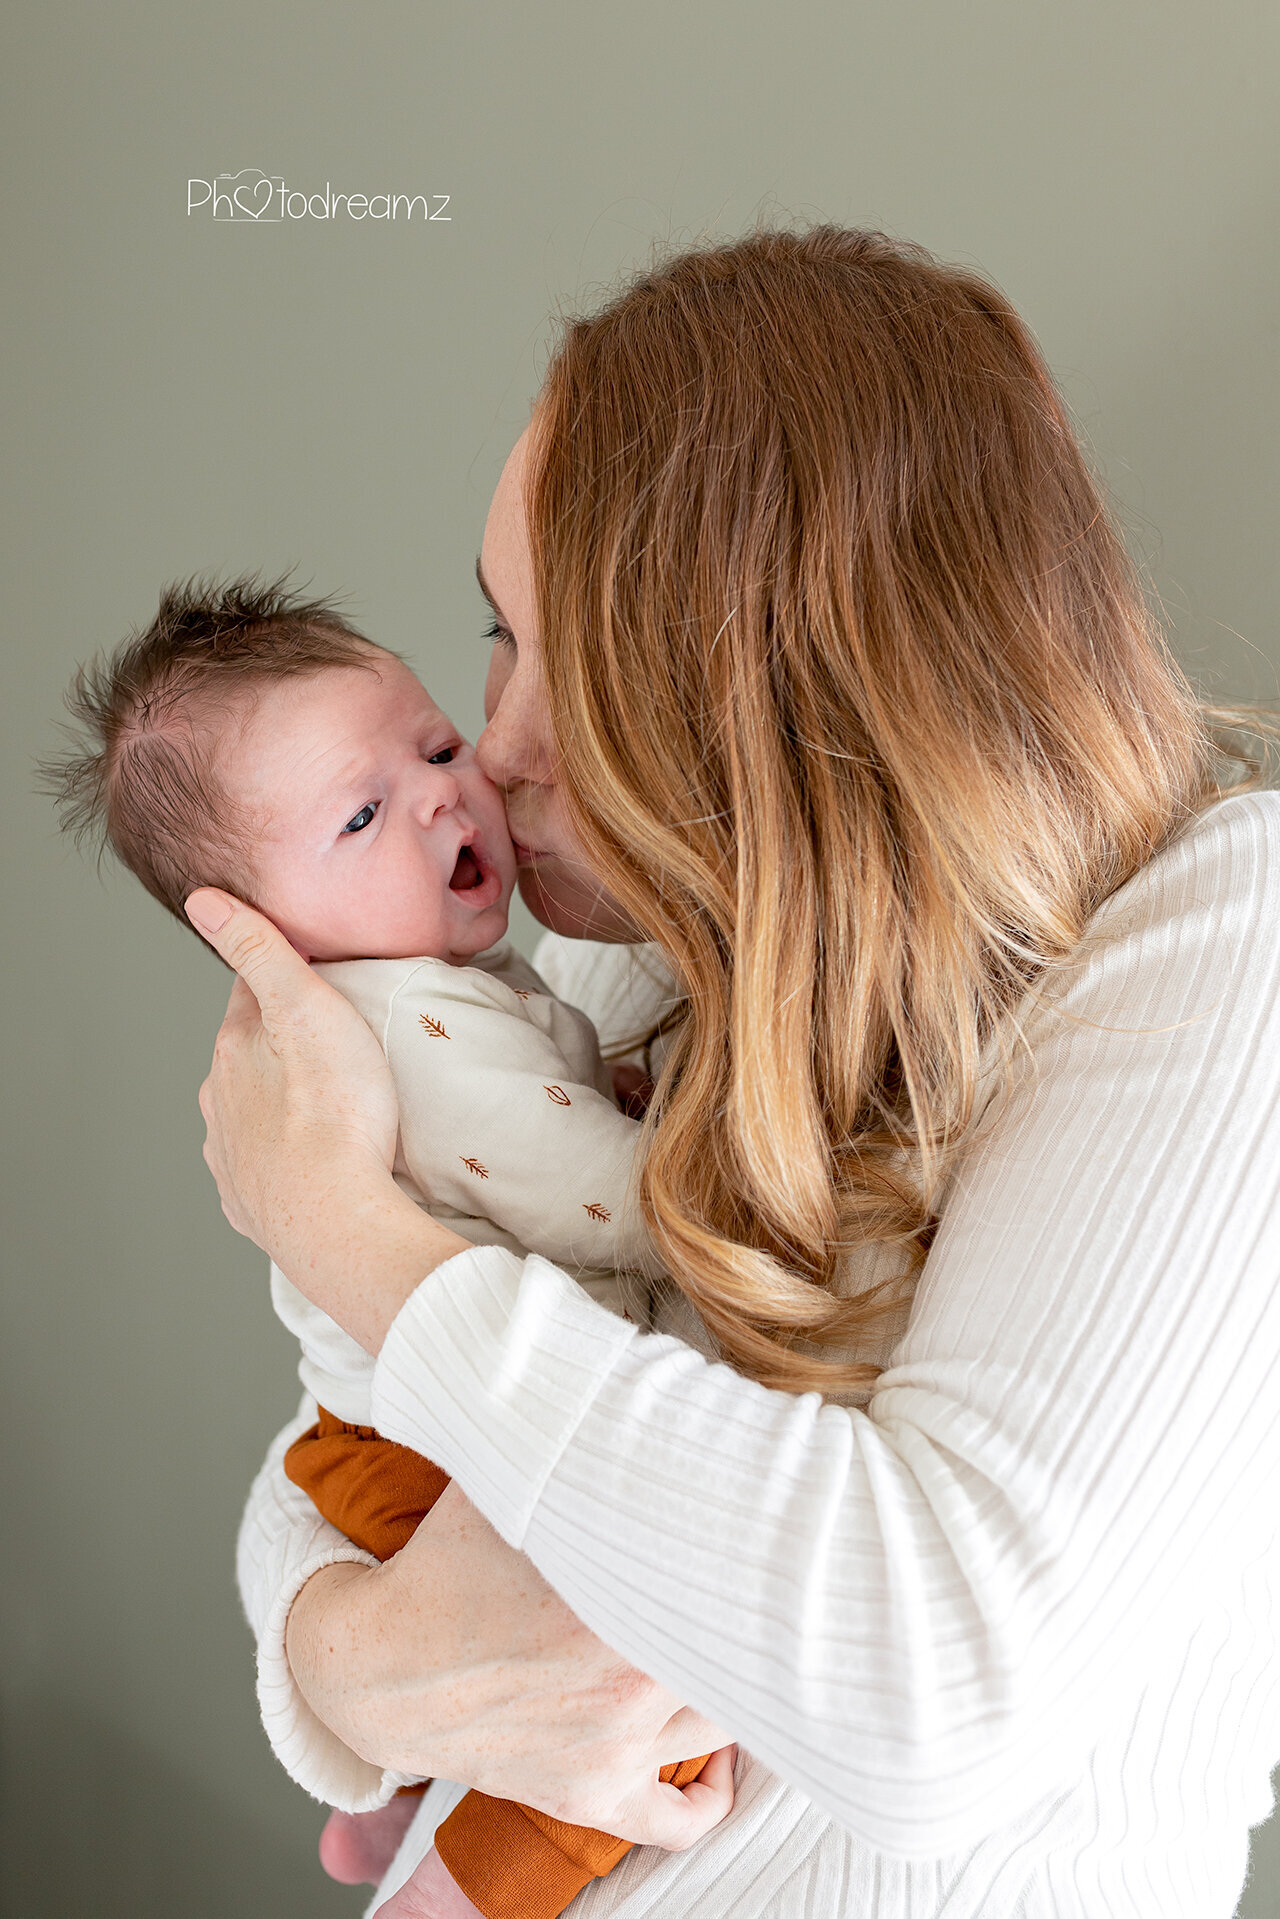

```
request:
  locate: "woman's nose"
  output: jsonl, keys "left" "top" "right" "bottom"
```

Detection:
{"left": 474, "top": 712, "right": 515, "bottom": 789}
{"left": 475, "top": 653, "right": 520, "bottom": 788}
{"left": 476, "top": 653, "right": 554, "bottom": 790}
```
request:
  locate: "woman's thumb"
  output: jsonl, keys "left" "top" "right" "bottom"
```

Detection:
{"left": 185, "top": 889, "right": 305, "bottom": 1015}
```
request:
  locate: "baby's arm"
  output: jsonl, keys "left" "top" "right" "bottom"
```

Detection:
{"left": 383, "top": 965, "right": 657, "bottom": 1277}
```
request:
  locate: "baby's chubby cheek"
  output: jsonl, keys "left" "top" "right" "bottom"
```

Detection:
{"left": 336, "top": 881, "right": 454, "bottom": 963}
{"left": 255, "top": 867, "right": 448, "bottom": 965}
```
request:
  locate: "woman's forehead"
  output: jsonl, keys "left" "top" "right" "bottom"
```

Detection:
{"left": 481, "top": 431, "right": 535, "bottom": 624}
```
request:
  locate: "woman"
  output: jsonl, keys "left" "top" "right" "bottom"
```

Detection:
{"left": 194, "top": 228, "right": 1280, "bottom": 1917}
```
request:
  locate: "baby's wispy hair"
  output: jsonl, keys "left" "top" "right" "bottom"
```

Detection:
{"left": 40, "top": 572, "right": 392, "bottom": 930}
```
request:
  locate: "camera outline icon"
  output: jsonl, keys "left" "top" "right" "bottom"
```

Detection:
{"left": 204, "top": 170, "right": 284, "bottom": 221}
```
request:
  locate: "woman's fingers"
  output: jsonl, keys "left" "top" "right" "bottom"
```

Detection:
{"left": 185, "top": 887, "right": 314, "bottom": 1029}
{"left": 184, "top": 883, "right": 409, "bottom": 1289}
{"left": 667, "top": 1743, "right": 738, "bottom": 1846}
{"left": 656, "top": 1703, "right": 733, "bottom": 1767}
{"left": 627, "top": 1743, "right": 738, "bottom": 1851}
{"left": 222, "top": 973, "right": 269, "bottom": 1032}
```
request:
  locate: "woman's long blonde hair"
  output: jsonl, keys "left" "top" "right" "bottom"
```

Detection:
{"left": 528, "top": 226, "right": 1246, "bottom": 1395}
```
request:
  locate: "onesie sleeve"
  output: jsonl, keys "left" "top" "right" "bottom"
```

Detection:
{"left": 383, "top": 963, "right": 656, "bottom": 1275}
{"left": 369, "top": 796, "right": 1280, "bottom": 1853}
{"left": 235, "top": 1394, "right": 419, "bottom": 1812}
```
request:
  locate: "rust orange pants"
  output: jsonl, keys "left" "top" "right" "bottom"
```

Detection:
{"left": 285, "top": 1410, "right": 710, "bottom": 1919}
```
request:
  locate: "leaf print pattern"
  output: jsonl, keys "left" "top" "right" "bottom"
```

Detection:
{"left": 419, "top": 1014, "right": 449, "bottom": 1038}
{"left": 583, "top": 1202, "right": 611, "bottom": 1223}
{"left": 460, "top": 1156, "right": 490, "bottom": 1179}
{"left": 544, "top": 1084, "right": 572, "bottom": 1106}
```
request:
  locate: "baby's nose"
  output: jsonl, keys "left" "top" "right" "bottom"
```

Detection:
{"left": 413, "top": 763, "right": 463, "bottom": 822}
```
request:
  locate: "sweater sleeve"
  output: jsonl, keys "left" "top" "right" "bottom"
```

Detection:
{"left": 235, "top": 1394, "right": 420, "bottom": 1812}
{"left": 370, "top": 794, "right": 1280, "bottom": 1856}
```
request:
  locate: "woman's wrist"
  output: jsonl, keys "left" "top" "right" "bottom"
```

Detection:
{"left": 280, "top": 1167, "right": 471, "bottom": 1355}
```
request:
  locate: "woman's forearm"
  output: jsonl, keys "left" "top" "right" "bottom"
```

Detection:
{"left": 277, "top": 1176, "right": 470, "bottom": 1356}
{"left": 282, "top": 1480, "right": 731, "bottom": 1838}
{"left": 284, "top": 1560, "right": 392, "bottom": 1762}
{"left": 236, "top": 1402, "right": 411, "bottom": 1813}
{"left": 281, "top": 1482, "right": 617, "bottom": 1782}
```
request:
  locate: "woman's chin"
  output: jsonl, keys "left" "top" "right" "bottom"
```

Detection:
{"left": 516, "top": 862, "right": 642, "bottom": 944}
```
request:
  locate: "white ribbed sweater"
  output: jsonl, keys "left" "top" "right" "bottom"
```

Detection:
{"left": 238, "top": 793, "right": 1280, "bottom": 1917}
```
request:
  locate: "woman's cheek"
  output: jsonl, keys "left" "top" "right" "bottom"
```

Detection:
{"left": 516, "top": 857, "right": 638, "bottom": 942}
{"left": 515, "top": 860, "right": 577, "bottom": 934}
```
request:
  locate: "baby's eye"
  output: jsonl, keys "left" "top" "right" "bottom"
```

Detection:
{"left": 342, "top": 803, "right": 378, "bottom": 834}
{"left": 426, "top": 746, "right": 457, "bottom": 764}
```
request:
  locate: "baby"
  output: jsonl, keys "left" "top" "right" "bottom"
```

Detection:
{"left": 47, "top": 576, "right": 707, "bottom": 1919}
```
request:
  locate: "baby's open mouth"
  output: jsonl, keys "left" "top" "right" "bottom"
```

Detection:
{"left": 449, "top": 843, "right": 484, "bottom": 892}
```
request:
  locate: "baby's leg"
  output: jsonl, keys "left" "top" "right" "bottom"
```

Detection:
{"left": 319, "top": 1801, "right": 420, "bottom": 1887}
{"left": 374, "top": 1847, "right": 487, "bottom": 1919}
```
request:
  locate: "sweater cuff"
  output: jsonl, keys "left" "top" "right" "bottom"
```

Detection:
{"left": 369, "top": 1244, "right": 638, "bottom": 1547}
{"left": 257, "top": 1540, "right": 422, "bottom": 1814}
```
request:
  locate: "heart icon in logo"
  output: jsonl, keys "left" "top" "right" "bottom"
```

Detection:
{"left": 232, "top": 174, "right": 276, "bottom": 220}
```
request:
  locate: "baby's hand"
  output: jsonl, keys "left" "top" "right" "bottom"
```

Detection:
{"left": 374, "top": 1847, "right": 486, "bottom": 1919}
{"left": 610, "top": 1061, "right": 654, "bottom": 1119}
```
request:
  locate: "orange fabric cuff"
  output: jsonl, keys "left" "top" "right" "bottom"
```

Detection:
{"left": 435, "top": 1791, "right": 613, "bottom": 1919}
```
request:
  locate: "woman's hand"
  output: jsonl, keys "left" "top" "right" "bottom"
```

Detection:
{"left": 287, "top": 1483, "right": 737, "bottom": 1851}
{"left": 187, "top": 888, "right": 470, "bottom": 1351}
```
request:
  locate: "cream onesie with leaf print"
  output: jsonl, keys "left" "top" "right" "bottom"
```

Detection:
{"left": 270, "top": 940, "right": 659, "bottom": 1424}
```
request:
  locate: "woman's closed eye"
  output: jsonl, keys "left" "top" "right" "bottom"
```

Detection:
{"left": 484, "top": 617, "right": 516, "bottom": 651}
{"left": 342, "top": 803, "right": 378, "bottom": 834}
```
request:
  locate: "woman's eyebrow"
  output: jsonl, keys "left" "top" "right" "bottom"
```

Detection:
{"left": 474, "top": 558, "right": 505, "bottom": 618}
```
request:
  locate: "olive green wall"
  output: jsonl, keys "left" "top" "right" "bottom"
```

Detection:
{"left": 3, "top": 4, "right": 1278, "bottom": 1913}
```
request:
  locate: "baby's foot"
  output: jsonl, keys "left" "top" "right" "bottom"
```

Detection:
{"left": 374, "top": 1846, "right": 487, "bottom": 1919}
{"left": 318, "top": 1800, "right": 419, "bottom": 1886}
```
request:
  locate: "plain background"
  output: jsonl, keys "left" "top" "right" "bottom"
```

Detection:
{"left": 4, "top": 4, "right": 1279, "bottom": 1913}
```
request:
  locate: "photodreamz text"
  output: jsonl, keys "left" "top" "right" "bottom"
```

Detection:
{"left": 186, "top": 171, "right": 451, "bottom": 222}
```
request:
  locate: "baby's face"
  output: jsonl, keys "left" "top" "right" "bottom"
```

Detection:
{"left": 222, "top": 653, "right": 517, "bottom": 963}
